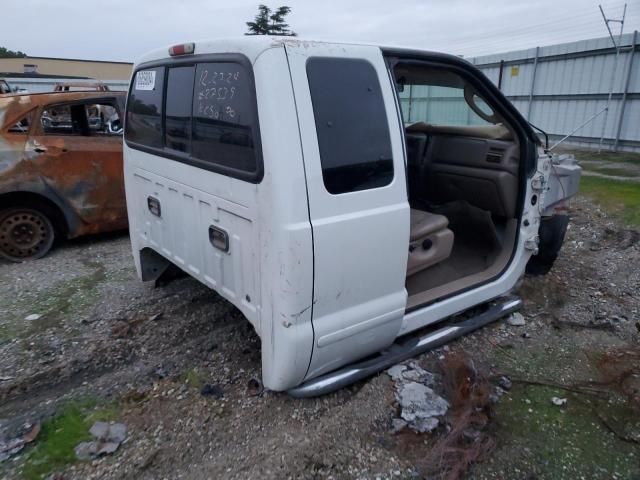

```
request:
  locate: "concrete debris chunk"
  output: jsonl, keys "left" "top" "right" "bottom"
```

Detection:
{"left": 398, "top": 383, "right": 449, "bottom": 423}
{"left": 390, "top": 418, "right": 408, "bottom": 433}
{"left": 388, "top": 362, "right": 449, "bottom": 433}
{"left": 506, "top": 312, "right": 526, "bottom": 326}
{"left": 75, "top": 422, "right": 127, "bottom": 461}
{"left": 387, "top": 362, "right": 435, "bottom": 386}
{"left": 74, "top": 441, "right": 98, "bottom": 461}
{"left": 387, "top": 364, "right": 408, "bottom": 382}
{"left": 411, "top": 416, "right": 440, "bottom": 433}
{"left": 107, "top": 423, "right": 127, "bottom": 443}
{"left": 89, "top": 421, "right": 110, "bottom": 440}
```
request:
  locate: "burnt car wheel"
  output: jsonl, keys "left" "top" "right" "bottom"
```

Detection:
{"left": 0, "top": 208, "right": 55, "bottom": 262}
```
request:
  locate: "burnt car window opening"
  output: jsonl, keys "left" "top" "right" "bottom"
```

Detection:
{"left": 306, "top": 57, "right": 394, "bottom": 195}
{"left": 41, "top": 104, "right": 77, "bottom": 135}
{"left": 42, "top": 102, "right": 120, "bottom": 136}
{"left": 7, "top": 111, "right": 34, "bottom": 134}
{"left": 125, "top": 60, "right": 262, "bottom": 181}
{"left": 86, "top": 103, "right": 122, "bottom": 136}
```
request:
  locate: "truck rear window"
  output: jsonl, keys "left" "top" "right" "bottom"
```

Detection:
{"left": 125, "top": 58, "right": 262, "bottom": 182}
{"left": 306, "top": 57, "right": 394, "bottom": 195}
{"left": 126, "top": 67, "right": 165, "bottom": 148}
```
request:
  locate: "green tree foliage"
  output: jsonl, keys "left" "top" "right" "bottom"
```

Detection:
{"left": 0, "top": 47, "right": 27, "bottom": 58}
{"left": 246, "top": 5, "right": 296, "bottom": 36}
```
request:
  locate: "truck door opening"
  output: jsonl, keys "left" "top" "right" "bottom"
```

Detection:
{"left": 391, "top": 61, "right": 523, "bottom": 310}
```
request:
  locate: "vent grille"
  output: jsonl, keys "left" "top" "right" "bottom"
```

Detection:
{"left": 486, "top": 148, "right": 504, "bottom": 164}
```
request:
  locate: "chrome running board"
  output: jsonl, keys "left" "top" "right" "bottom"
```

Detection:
{"left": 288, "top": 296, "right": 522, "bottom": 398}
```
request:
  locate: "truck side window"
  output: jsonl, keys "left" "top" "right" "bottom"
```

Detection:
{"left": 306, "top": 57, "right": 393, "bottom": 195}
{"left": 126, "top": 67, "right": 165, "bottom": 148}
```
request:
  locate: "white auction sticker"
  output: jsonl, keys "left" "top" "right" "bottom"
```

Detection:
{"left": 135, "top": 70, "right": 156, "bottom": 91}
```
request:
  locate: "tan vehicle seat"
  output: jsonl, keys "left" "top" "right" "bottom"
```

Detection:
{"left": 407, "top": 209, "right": 454, "bottom": 277}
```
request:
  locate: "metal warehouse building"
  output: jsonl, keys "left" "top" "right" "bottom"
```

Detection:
{"left": 469, "top": 31, "right": 640, "bottom": 152}
{"left": 0, "top": 56, "right": 132, "bottom": 92}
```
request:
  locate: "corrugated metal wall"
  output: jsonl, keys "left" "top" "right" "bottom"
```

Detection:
{"left": 399, "top": 85, "right": 489, "bottom": 126}
{"left": 469, "top": 31, "right": 639, "bottom": 152}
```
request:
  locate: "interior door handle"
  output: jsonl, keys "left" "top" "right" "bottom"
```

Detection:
{"left": 34, "top": 147, "right": 47, "bottom": 153}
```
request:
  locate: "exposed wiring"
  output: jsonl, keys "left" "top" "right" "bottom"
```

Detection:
{"left": 528, "top": 122, "right": 549, "bottom": 150}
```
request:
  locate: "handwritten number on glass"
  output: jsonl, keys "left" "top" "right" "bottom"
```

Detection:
{"left": 196, "top": 67, "right": 241, "bottom": 121}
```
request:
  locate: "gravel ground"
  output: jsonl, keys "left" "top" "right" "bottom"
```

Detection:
{"left": 0, "top": 194, "right": 639, "bottom": 480}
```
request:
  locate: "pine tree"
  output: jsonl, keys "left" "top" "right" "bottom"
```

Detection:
{"left": 246, "top": 5, "right": 296, "bottom": 36}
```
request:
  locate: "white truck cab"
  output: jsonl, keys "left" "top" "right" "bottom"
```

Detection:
{"left": 123, "top": 37, "right": 580, "bottom": 396}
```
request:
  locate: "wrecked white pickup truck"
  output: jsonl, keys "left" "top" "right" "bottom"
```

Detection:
{"left": 123, "top": 37, "right": 581, "bottom": 396}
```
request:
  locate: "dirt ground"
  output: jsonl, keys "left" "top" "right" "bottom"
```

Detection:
{"left": 1, "top": 190, "right": 639, "bottom": 478}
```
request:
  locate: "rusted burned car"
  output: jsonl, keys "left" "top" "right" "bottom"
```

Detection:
{"left": 0, "top": 91, "right": 127, "bottom": 261}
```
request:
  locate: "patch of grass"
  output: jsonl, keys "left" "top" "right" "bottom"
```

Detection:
{"left": 560, "top": 148, "right": 640, "bottom": 165}
{"left": 476, "top": 336, "right": 640, "bottom": 479}
{"left": 19, "top": 400, "right": 120, "bottom": 480}
{"left": 476, "top": 339, "right": 640, "bottom": 477}
{"left": 182, "top": 367, "right": 207, "bottom": 389}
{"left": 0, "top": 260, "right": 106, "bottom": 343}
{"left": 579, "top": 175, "right": 640, "bottom": 226}
{"left": 481, "top": 384, "right": 640, "bottom": 479}
{"left": 105, "top": 269, "right": 135, "bottom": 283}
{"left": 585, "top": 166, "right": 640, "bottom": 178}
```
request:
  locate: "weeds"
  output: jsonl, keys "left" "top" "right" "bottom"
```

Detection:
{"left": 424, "top": 353, "right": 496, "bottom": 480}
{"left": 182, "top": 368, "right": 207, "bottom": 389}
{"left": 19, "top": 399, "right": 120, "bottom": 480}
{"left": 579, "top": 176, "right": 640, "bottom": 226}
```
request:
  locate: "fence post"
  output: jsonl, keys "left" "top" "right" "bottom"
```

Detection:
{"left": 497, "top": 60, "right": 505, "bottom": 90}
{"left": 526, "top": 47, "right": 540, "bottom": 121}
{"left": 407, "top": 84, "right": 413, "bottom": 122}
{"left": 614, "top": 30, "right": 637, "bottom": 152}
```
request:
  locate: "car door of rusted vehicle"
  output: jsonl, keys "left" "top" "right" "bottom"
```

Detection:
{"left": 26, "top": 96, "right": 127, "bottom": 237}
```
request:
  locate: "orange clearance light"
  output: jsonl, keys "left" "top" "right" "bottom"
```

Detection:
{"left": 169, "top": 43, "right": 195, "bottom": 56}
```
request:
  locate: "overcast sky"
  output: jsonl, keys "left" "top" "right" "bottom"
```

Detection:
{"left": 3, "top": 0, "right": 639, "bottom": 62}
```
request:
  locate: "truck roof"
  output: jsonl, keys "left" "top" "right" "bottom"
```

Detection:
{"left": 133, "top": 36, "right": 465, "bottom": 67}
